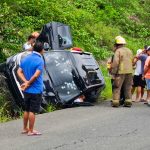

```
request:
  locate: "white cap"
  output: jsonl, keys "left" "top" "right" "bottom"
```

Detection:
{"left": 136, "top": 49, "right": 143, "bottom": 56}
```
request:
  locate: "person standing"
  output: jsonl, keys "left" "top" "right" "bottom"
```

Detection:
{"left": 132, "top": 49, "right": 145, "bottom": 102}
{"left": 17, "top": 42, "right": 44, "bottom": 136}
{"left": 144, "top": 46, "right": 150, "bottom": 105}
{"left": 132, "top": 46, "right": 148, "bottom": 103}
{"left": 23, "top": 35, "right": 36, "bottom": 51}
{"left": 107, "top": 46, "right": 125, "bottom": 105}
{"left": 111, "top": 36, "right": 133, "bottom": 107}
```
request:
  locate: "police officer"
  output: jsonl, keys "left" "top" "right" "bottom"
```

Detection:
{"left": 111, "top": 36, "right": 133, "bottom": 107}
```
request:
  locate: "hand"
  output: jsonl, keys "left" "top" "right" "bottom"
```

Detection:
{"left": 20, "top": 81, "right": 30, "bottom": 91}
{"left": 142, "top": 75, "right": 145, "bottom": 80}
{"left": 31, "top": 42, "right": 35, "bottom": 47}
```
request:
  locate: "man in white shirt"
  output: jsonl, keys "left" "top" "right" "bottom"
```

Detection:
{"left": 23, "top": 35, "right": 36, "bottom": 51}
{"left": 132, "top": 49, "right": 146, "bottom": 102}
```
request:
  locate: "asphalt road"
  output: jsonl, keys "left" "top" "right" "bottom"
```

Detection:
{"left": 1, "top": 101, "right": 150, "bottom": 150}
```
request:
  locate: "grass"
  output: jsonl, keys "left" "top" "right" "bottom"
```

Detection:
{"left": 0, "top": 101, "right": 24, "bottom": 123}
{"left": 0, "top": 102, "right": 12, "bottom": 122}
{"left": 45, "top": 103, "right": 57, "bottom": 112}
{"left": 0, "top": 102, "right": 56, "bottom": 123}
{"left": 100, "top": 65, "right": 112, "bottom": 100}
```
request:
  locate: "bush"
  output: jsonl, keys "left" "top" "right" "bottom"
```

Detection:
{"left": 0, "top": 0, "right": 149, "bottom": 62}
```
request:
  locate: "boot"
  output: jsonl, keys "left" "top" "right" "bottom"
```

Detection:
{"left": 112, "top": 100, "right": 119, "bottom": 107}
{"left": 124, "top": 99, "right": 132, "bottom": 107}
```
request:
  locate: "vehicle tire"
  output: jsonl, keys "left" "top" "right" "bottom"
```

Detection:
{"left": 85, "top": 89, "right": 101, "bottom": 103}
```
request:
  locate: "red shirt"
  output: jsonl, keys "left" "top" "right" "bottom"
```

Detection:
{"left": 144, "top": 56, "right": 150, "bottom": 79}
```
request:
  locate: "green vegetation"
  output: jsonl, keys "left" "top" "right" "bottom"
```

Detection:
{"left": 0, "top": 74, "right": 23, "bottom": 122}
{"left": 45, "top": 104, "right": 57, "bottom": 112}
{"left": 0, "top": 0, "right": 149, "bottom": 61}
{"left": 100, "top": 66, "right": 112, "bottom": 100}
{"left": 0, "top": 0, "right": 149, "bottom": 121}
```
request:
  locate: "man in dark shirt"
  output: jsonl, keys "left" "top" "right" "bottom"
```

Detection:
{"left": 17, "top": 42, "right": 44, "bottom": 136}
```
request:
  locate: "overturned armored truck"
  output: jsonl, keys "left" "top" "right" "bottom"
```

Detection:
{"left": 0, "top": 22, "right": 105, "bottom": 110}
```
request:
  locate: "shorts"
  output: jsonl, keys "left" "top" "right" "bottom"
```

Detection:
{"left": 24, "top": 92, "right": 42, "bottom": 113}
{"left": 133, "top": 75, "right": 146, "bottom": 88}
{"left": 145, "top": 79, "right": 150, "bottom": 90}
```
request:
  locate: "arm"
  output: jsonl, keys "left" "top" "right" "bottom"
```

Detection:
{"left": 28, "top": 70, "right": 41, "bottom": 85}
{"left": 17, "top": 59, "right": 44, "bottom": 91}
{"left": 132, "top": 57, "right": 138, "bottom": 66}
{"left": 17, "top": 67, "right": 42, "bottom": 91}
{"left": 144, "top": 57, "right": 150, "bottom": 76}
{"left": 17, "top": 67, "right": 29, "bottom": 91}
{"left": 28, "top": 60, "right": 44, "bottom": 86}
{"left": 111, "top": 50, "right": 120, "bottom": 74}
{"left": 21, "top": 60, "right": 43, "bottom": 91}
{"left": 21, "top": 70, "right": 42, "bottom": 91}
{"left": 144, "top": 66, "right": 149, "bottom": 75}
{"left": 17, "top": 68, "right": 27, "bottom": 82}
{"left": 144, "top": 60, "right": 149, "bottom": 75}
{"left": 17, "top": 68, "right": 29, "bottom": 91}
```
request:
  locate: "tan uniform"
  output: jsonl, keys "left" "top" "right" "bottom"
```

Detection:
{"left": 111, "top": 47, "right": 133, "bottom": 104}
{"left": 111, "top": 47, "right": 133, "bottom": 74}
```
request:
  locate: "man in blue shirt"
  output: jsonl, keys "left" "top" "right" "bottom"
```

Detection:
{"left": 17, "top": 42, "right": 44, "bottom": 136}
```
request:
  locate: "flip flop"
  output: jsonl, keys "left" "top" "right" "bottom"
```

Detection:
{"left": 140, "top": 99, "right": 147, "bottom": 102}
{"left": 27, "top": 131, "right": 42, "bottom": 136}
{"left": 21, "top": 130, "right": 28, "bottom": 134}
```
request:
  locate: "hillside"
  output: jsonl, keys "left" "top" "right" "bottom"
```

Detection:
{"left": 0, "top": 0, "right": 149, "bottom": 62}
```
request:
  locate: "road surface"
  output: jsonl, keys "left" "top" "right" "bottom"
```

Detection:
{"left": 0, "top": 101, "right": 150, "bottom": 150}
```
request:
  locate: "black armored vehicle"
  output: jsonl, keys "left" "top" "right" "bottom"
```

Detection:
{"left": 0, "top": 22, "right": 105, "bottom": 110}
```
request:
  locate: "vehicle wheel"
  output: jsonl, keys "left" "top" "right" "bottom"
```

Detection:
{"left": 85, "top": 89, "right": 101, "bottom": 103}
